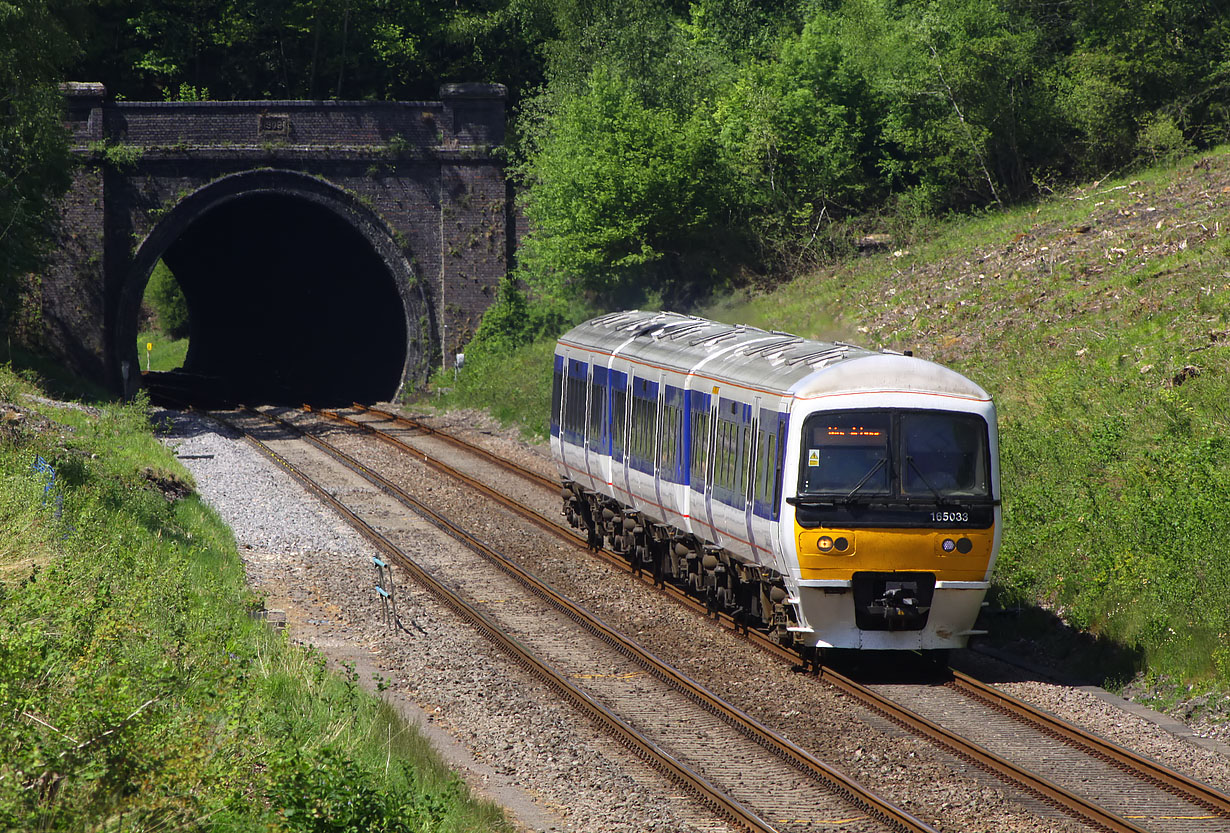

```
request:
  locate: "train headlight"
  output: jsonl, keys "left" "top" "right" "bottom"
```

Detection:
{"left": 817, "top": 536, "right": 834, "bottom": 552}
{"left": 942, "top": 538, "right": 956, "bottom": 553}
{"left": 834, "top": 537, "right": 849, "bottom": 552}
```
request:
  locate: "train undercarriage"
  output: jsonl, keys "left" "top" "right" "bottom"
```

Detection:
{"left": 561, "top": 482, "right": 801, "bottom": 645}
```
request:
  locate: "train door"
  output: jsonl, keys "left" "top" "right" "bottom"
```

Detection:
{"left": 686, "top": 388, "right": 711, "bottom": 539}
{"left": 704, "top": 391, "right": 720, "bottom": 545}
{"left": 653, "top": 372, "right": 666, "bottom": 516}
{"left": 745, "top": 398, "right": 761, "bottom": 559}
{"left": 560, "top": 356, "right": 589, "bottom": 485}
{"left": 585, "top": 363, "right": 608, "bottom": 486}
{"left": 609, "top": 368, "right": 628, "bottom": 493}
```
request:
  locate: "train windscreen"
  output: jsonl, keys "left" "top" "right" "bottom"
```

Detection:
{"left": 799, "top": 410, "right": 989, "bottom": 500}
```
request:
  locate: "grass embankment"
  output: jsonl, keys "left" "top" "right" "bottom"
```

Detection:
{"left": 0, "top": 367, "right": 509, "bottom": 831}
{"left": 136, "top": 331, "right": 189, "bottom": 373}
{"left": 435, "top": 147, "right": 1230, "bottom": 696}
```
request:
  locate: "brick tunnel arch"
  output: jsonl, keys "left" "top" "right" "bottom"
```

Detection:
{"left": 116, "top": 169, "right": 434, "bottom": 404}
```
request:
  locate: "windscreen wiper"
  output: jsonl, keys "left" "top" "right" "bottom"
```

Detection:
{"left": 843, "top": 457, "right": 887, "bottom": 501}
{"left": 906, "top": 455, "right": 943, "bottom": 500}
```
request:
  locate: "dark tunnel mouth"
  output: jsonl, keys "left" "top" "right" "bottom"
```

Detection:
{"left": 143, "top": 191, "right": 411, "bottom": 407}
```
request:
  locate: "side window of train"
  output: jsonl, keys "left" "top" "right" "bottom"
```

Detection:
{"left": 772, "top": 415, "right": 787, "bottom": 518}
{"left": 754, "top": 426, "right": 769, "bottom": 505}
{"left": 689, "top": 403, "right": 709, "bottom": 490}
{"left": 739, "top": 419, "right": 751, "bottom": 499}
{"left": 629, "top": 376, "right": 657, "bottom": 473}
{"left": 660, "top": 386, "right": 684, "bottom": 482}
{"left": 588, "top": 365, "right": 608, "bottom": 453}
{"left": 563, "top": 358, "right": 589, "bottom": 443}
{"left": 610, "top": 371, "right": 627, "bottom": 462}
{"left": 714, "top": 398, "right": 744, "bottom": 503}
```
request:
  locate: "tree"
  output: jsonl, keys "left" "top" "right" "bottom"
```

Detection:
{"left": 516, "top": 62, "right": 730, "bottom": 309}
{"left": 0, "top": 0, "right": 77, "bottom": 333}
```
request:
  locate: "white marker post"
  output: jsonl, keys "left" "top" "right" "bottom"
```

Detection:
{"left": 146, "top": 342, "right": 152, "bottom": 372}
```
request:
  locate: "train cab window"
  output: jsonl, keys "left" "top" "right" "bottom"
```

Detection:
{"left": 901, "top": 412, "right": 989, "bottom": 497}
{"left": 800, "top": 411, "right": 891, "bottom": 496}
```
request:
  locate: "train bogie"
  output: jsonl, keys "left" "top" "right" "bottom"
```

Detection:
{"left": 551, "top": 311, "right": 1000, "bottom": 654}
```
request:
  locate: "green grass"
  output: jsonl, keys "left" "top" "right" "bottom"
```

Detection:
{"left": 137, "top": 330, "right": 190, "bottom": 372}
{"left": 0, "top": 366, "right": 511, "bottom": 831}
{"left": 451, "top": 146, "right": 1230, "bottom": 690}
{"left": 422, "top": 338, "right": 557, "bottom": 440}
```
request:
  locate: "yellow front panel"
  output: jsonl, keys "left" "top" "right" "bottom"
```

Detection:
{"left": 797, "top": 525, "right": 994, "bottom": 582}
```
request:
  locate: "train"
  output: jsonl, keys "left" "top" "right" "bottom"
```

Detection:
{"left": 550, "top": 310, "right": 1000, "bottom": 658}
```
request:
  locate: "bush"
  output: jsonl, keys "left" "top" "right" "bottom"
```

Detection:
{"left": 144, "top": 260, "right": 190, "bottom": 339}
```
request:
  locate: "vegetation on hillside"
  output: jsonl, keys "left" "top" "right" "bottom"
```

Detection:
{"left": 0, "top": 366, "right": 509, "bottom": 831}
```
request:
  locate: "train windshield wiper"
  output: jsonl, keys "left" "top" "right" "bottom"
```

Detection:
{"left": 843, "top": 457, "right": 887, "bottom": 502}
{"left": 906, "top": 455, "right": 943, "bottom": 501}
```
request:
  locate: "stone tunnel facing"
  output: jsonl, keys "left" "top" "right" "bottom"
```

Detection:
{"left": 157, "top": 193, "right": 409, "bottom": 406}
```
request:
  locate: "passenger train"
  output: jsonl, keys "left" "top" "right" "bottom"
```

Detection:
{"left": 550, "top": 310, "right": 1000, "bottom": 657}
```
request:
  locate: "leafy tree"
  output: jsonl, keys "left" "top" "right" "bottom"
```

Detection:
{"left": 144, "top": 259, "right": 190, "bottom": 339}
{"left": 517, "top": 62, "right": 731, "bottom": 309}
{"left": 70, "top": 0, "right": 552, "bottom": 103}
{"left": 0, "top": 0, "right": 77, "bottom": 333}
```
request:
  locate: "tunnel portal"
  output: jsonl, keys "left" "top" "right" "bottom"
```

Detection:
{"left": 41, "top": 86, "right": 509, "bottom": 398}
{"left": 161, "top": 193, "right": 408, "bottom": 406}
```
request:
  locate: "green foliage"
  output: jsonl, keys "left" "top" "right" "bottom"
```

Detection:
{"left": 430, "top": 337, "right": 556, "bottom": 440}
{"left": 162, "top": 81, "right": 210, "bottom": 101}
{"left": 0, "top": 0, "right": 76, "bottom": 334}
{"left": 68, "top": 0, "right": 552, "bottom": 102}
{"left": 466, "top": 276, "right": 565, "bottom": 359}
{"left": 136, "top": 331, "right": 189, "bottom": 372}
{"left": 518, "top": 61, "right": 733, "bottom": 308}
{"left": 998, "top": 372, "right": 1230, "bottom": 680}
{"left": 0, "top": 364, "right": 508, "bottom": 831}
{"left": 270, "top": 747, "right": 458, "bottom": 832}
{"left": 88, "top": 139, "right": 143, "bottom": 169}
{"left": 144, "top": 259, "right": 190, "bottom": 339}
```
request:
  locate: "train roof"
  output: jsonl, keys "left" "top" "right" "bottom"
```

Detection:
{"left": 557, "top": 310, "right": 991, "bottom": 402}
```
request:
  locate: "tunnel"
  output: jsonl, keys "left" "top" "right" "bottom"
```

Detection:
{"left": 154, "top": 192, "right": 410, "bottom": 406}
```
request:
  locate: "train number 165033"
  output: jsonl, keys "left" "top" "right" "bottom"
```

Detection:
{"left": 930, "top": 511, "right": 969, "bottom": 523}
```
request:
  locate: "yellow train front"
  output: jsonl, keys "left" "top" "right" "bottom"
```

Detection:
{"left": 552, "top": 311, "right": 1000, "bottom": 657}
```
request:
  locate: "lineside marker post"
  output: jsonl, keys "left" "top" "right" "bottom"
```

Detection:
{"left": 372, "top": 556, "right": 398, "bottom": 630}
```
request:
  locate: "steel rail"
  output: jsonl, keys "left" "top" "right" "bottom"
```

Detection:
{"left": 243, "top": 406, "right": 937, "bottom": 833}
{"left": 947, "top": 671, "right": 1230, "bottom": 818}
{"left": 349, "top": 403, "right": 558, "bottom": 490}
{"left": 311, "top": 404, "right": 1230, "bottom": 833}
{"left": 218, "top": 407, "right": 779, "bottom": 833}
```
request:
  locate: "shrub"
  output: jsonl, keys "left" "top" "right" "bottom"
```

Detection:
{"left": 144, "top": 260, "right": 190, "bottom": 339}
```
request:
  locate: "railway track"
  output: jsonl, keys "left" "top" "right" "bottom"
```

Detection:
{"left": 215, "top": 404, "right": 936, "bottom": 833}
{"left": 307, "top": 403, "right": 1230, "bottom": 833}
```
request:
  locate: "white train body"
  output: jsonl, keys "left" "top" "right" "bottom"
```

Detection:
{"left": 551, "top": 311, "right": 1000, "bottom": 652}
